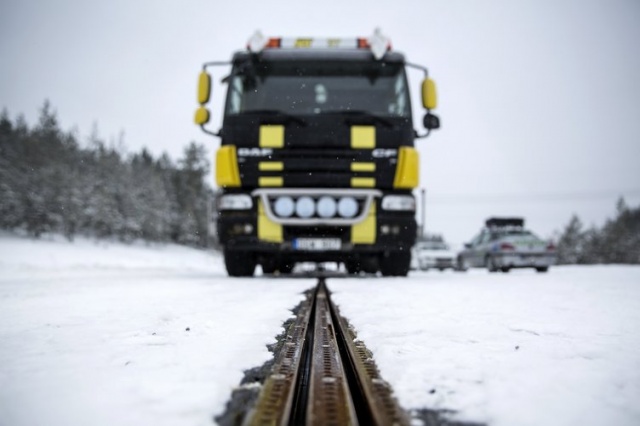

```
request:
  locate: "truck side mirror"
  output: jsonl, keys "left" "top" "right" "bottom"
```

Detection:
{"left": 195, "top": 71, "right": 212, "bottom": 125}
{"left": 423, "top": 113, "right": 440, "bottom": 130}
{"left": 194, "top": 106, "right": 210, "bottom": 125}
{"left": 421, "top": 77, "right": 437, "bottom": 110}
{"left": 198, "top": 71, "right": 212, "bottom": 104}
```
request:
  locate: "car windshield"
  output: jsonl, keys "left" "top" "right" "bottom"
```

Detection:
{"left": 225, "top": 60, "right": 411, "bottom": 117}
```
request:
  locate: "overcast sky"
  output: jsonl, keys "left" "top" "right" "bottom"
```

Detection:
{"left": 2, "top": 0, "right": 639, "bottom": 244}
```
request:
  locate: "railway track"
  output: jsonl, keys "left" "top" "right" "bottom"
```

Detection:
{"left": 244, "top": 277, "right": 409, "bottom": 426}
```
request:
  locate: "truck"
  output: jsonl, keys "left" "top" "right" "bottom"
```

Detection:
{"left": 194, "top": 29, "right": 440, "bottom": 277}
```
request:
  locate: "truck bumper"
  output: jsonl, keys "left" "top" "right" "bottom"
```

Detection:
{"left": 217, "top": 208, "right": 416, "bottom": 263}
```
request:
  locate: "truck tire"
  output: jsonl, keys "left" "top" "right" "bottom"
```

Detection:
{"left": 346, "top": 257, "right": 377, "bottom": 275}
{"left": 224, "top": 250, "right": 256, "bottom": 277}
{"left": 278, "top": 260, "right": 294, "bottom": 274}
{"left": 362, "top": 256, "right": 379, "bottom": 274}
{"left": 380, "top": 251, "right": 411, "bottom": 277}
{"left": 261, "top": 259, "right": 277, "bottom": 275}
{"left": 345, "top": 261, "right": 362, "bottom": 275}
{"left": 535, "top": 267, "right": 549, "bottom": 273}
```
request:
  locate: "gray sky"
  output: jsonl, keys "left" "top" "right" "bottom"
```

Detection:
{"left": 2, "top": 0, "right": 639, "bottom": 244}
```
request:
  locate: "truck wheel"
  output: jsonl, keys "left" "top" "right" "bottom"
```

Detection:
{"left": 345, "top": 261, "right": 362, "bottom": 275}
{"left": 278, "top": 261, "right": 294, "bottom": 274}
{"left": 535, "top": 267, "right": 549, "bottom": 273}
{"left": 224, "top": 250, "right": 256, "bottom": 277}
{"left": 362, "top": 256, "right": 379, "bottom": 274}
{"left": 380, "top": 251, "right": 411, "bottom": 277}
{"left": 261, "top": 259, "right": 277, "bottom": 275}
{"left": 346, "top": 257, "right": 377, "bottom": 275}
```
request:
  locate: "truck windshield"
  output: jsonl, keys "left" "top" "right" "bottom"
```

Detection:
{"left": 225, "top": 61, "right": 411, "bottom": 118}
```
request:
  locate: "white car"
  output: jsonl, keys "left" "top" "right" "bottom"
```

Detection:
{"left": 457, "top": 217, "right": 556, "bottom": 273}
{"left": 411, "top": 239, "right": 457, "bottom": 271}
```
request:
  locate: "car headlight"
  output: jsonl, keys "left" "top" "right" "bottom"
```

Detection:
{"left": 381, "top": 195, "right": 415, "bottom": 211}
{"left": 218, "top": 194, "right": 252, "bottom": 210}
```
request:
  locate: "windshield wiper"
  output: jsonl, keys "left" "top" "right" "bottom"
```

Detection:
{"left": 319, "top": 110, "right": 393, "bottom": 128}
{"left": 240, "top": 109, "right": 307, "bottom": 126}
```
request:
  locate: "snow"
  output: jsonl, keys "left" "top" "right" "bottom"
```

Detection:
{"left": 330, "top": 268, "right": 640, "bottom": 426}
{"left": 0, "top": 233, "right": 312, "bottom": 426}
{"left": 1, "top": 233, "right": 639, "bottom": 426}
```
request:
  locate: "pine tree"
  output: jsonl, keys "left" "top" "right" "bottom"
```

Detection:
{"left": 0, "top": 103, "right": 216, "bottom": 246}
{"left": 556, "top": 214, "right": 585, "bottom": 264}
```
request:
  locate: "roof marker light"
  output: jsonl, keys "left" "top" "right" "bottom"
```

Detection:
{"left": 246, "top": 29, "right": 391, "bottom": 58}
{"left": 266, "top": 38, "right": 281, "bottom": 48}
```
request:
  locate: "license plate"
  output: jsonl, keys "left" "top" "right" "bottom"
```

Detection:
{"left": 293, "top": 238, "right": 341, "bottom": 251}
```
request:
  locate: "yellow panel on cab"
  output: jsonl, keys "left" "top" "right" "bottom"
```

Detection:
{"left": 393, "top": 147, "right": 419, "bottom": 189}
{"left": 351, "top": 203, "right": 376, "bottom": 244}
{"left": 258, "top": 200, "right": 282, "bottom": 242}
{"left": 350, "top": 125, "right": 376, "bottom": 149}
{"left": 259, "top": 125, "right": 285, "bottom": 148}
{"left": 216, "top": 146, "right": 241, "bottom": 187}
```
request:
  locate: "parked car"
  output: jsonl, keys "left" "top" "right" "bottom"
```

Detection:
{"left": 457, "top": 217, "right": 556, "bottom": 273}
{"left": 411, "top": 237, "right": 456, "bottom": 271}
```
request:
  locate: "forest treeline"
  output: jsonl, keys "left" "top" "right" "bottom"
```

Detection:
{"left": 1, "top": 102, "right": 639, "bottom": 262}
{"left": 555, "top": 198, "right": 640, "bottom": 264}
{"left": 0, "top": 102, "right": 214, "bottom": 246}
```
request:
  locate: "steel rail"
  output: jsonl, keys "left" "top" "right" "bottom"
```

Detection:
{"left": 245, "top": 278, "right": 409, "bottom": 426}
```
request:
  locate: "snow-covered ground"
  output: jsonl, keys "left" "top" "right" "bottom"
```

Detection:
{"left": 1, "top": 233, "right": 639, "bottom": 426}
{"left": 331, "top": 269, "right": 640, "bottom": 426}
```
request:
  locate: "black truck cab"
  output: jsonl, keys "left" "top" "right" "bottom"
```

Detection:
{"left": 195, "top": 31, "right": 439, "bottom": 276}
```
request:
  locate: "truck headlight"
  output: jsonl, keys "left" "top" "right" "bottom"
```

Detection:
{"left": 274, "top": 196, "right": 295, "bottom": 217}
{"left": 295, "top": 196, "right": 315, "bottom": 218}
{"left": 317, "top": 196, "right": 337, "bottom": 218}
{"left": 218, "top": 194, "right": 252, "bottom": 210}
{"left": 337, "top": 196, "right": 358, "bottom": 218}
{"left": 381, "top": 195, "right": 415, "bottom": 211}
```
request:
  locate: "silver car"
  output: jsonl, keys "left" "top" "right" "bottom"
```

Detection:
{"left": 457, "top": 218, "right": 556, "bottom": 273}
{"left": 411, "top": 239, "right": 457, "bottom": 271}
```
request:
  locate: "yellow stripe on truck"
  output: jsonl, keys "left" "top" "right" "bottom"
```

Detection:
{"left": 216, "top": 145, "right": 241, "bottom": 187}
{"left": 350, "top": 162, "right": 376, "bottom": 172}
{"left": 258, "top": 161, "right": 284, "bottom": 171}
{"left": 351, "top": 177, "right": 376, "bottom": 188}
{"left": 351, "top": 203, "right": 376, "bottom": 244}
{"left": 393, "top": 146, "right": 419, "bottom": 189}
{"left": 259, "top": 125, "right": 285, "bottom": 148}
{"left": 259, "top": 177, "right": 283, "bottom": 187}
